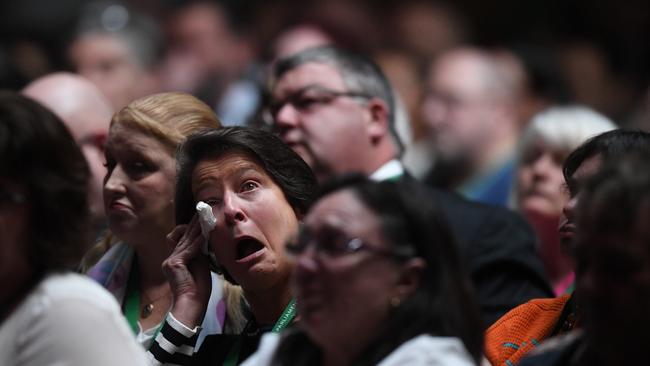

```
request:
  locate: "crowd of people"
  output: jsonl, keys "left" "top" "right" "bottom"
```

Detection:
{"left": 2, "top": 1, "right": 650, "bottom": 365}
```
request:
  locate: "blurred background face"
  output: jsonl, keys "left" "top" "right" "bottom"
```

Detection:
{"left": 102, "top": 124, "right": 176, "bottom": 245}
{"left": 293, "top": 189, "right": 401, "bottom": 347}
{"left": 191, "top": 151, "right": 297, "bottom": 291}
{"left": 422, "top": 54, "right": 496, "bottom": 164}
{"left": 167, "top": 3, "right": 232, "bottom": 75}
{"left": 160, "top": 2, "right": 245, "bottom": 96}
{"left": 517, "top": 140, "right": 569, "bottom": 218}
{"left": 68, "top": 33, "right": 147, "bottom": 110}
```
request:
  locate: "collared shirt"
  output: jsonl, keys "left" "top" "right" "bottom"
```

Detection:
{"left": 458, "top": 158, "right": 515, "bottom": 207}
{"left": 370, "top": 159, "right": 404, "bottom": 182}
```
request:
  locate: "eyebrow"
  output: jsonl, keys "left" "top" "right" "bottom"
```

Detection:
{"left": 233, "top": 166, "right": 266, "bottom": 180}
{"left": 192, "top": 165, "right": 265, "bottom": 192}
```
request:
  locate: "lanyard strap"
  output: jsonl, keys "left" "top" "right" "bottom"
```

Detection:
{"left": 223, "top": 298, "right": 297, "bottom": 366}
{"left": 123, "top": 260, "right": 166, "bottom": 350}
{"left": 124, "top": 259, "right": 140, "bottom": 335}
{"left": 272, "top": 298, "right": 296, "bottom": 332}
{"left": 386, "top": 173, "right": 402, "bottom": 181}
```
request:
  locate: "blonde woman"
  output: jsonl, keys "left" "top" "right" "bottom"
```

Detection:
{"left": 87, "top": 93, "right": 226, "bottom": 352}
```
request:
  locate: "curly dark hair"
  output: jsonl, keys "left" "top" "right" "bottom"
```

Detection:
{"left": 0, "top": 91, "right": 90, "bottom": 271}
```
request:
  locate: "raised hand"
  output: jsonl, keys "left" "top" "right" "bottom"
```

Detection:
{"left": 162, "top": 215, "right": 212, "bottom": 328}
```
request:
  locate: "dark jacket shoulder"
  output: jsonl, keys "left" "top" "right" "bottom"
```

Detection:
{"left": 400, "top": 175, "right": 553, "bottom": 325}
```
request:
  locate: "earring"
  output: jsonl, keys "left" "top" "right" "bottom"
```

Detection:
{"left": 390, "top": 297, "right": 401, "bottom": 308}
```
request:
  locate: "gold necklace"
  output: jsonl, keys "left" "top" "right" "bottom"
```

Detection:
{"left": 141, "top": 303, "right": 155, "bottom": 319}
{"left": 140, "top": 289, "right": 171, "bottom": 319}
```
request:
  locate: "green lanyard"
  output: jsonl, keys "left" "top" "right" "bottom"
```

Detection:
{"left": 223, "top": 298, "right": 297, "bottom": 366}
{"left": 124, "top": 260, "right": 141, "bottom": 335}
{"left": 123, "top": 260, "right": 165, "bottom": 349}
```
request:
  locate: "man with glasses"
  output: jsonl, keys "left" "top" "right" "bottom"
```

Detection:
{"left": 271, "top": 49, "right": 400, "bottom": 183}
{"left": 23, "top": 72, "right": 113, "bottom": 236}
{"left": 268, "top": 46, "right": 552, "bottom": 325}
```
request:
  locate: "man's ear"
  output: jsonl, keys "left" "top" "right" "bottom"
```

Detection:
{"left": 365, "top": 98, "right": 390, "bottom": 142}
{"left": 393, "top": 257, "right": 426, "bottom": 301}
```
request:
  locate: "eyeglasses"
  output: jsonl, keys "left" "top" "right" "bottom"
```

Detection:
{"left": 266, "top": 86, "right": 372, "bottom": 122}
{"left": 285, "top": 226, "right": 414, "bottom": 260}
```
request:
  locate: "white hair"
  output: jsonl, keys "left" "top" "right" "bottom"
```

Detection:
{"left": 509, "top": 105, "right": 617, "bottom": 209}
{"left": 519, "top": 105, "right": 617, "bottom": 152}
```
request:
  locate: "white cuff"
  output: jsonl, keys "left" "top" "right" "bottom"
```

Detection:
{"left": 167, "top": 312, "right": 202, "bottom": 337}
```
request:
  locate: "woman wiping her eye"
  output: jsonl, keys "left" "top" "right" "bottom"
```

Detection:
{"left": 154, "top": 127, "right": 317, "bottom": 365}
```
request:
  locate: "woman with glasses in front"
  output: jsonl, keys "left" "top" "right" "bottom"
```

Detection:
{"left": 243, "top": 177, "right": 483, "bottom": 366}
{"left": 153, "top": 127, "right": 317, "bottom": 365}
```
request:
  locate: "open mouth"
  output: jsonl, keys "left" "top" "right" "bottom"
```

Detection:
{"left": 236, "top": 237, "right": 265, "bottom": 261}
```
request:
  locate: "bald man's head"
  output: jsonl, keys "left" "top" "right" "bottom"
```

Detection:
{"left": 23, "top": 72, "right": 113, "bottom": 141}
{"left": 23, "top": 72, "right": 113, "bottom": 230}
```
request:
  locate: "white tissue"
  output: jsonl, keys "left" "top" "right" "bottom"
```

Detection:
{"left": 196, "top": 201, "right": 217, "bottom": 254}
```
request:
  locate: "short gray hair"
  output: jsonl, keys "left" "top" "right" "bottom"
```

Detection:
{"left": 519, "top": 105, "right": 617, "bottom": 153}
{"left": 273, "top": 46, "right": 403, "bottom": 151}
{"left": 510, "top": 105, "right": 617, "bottom": 209}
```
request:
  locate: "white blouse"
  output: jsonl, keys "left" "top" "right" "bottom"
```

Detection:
{"left": 0, "top": 273, "right": 147, "bottom": 366}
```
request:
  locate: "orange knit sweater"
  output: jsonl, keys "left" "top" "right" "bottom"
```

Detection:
{"left": 484, "top": 294, "right": 571, "bottom": 366}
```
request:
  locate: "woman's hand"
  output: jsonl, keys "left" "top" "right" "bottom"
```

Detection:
{"left": 162, "top": 215, "right": 212, "bottom": 328}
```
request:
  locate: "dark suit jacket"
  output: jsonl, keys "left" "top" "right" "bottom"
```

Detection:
{"left": 403, "top": 174, "right": 553, "bottom": 326}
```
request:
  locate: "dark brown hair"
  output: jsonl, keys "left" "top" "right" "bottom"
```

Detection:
{"left": 0, "top": 91, "right": 90, "bottom": 271}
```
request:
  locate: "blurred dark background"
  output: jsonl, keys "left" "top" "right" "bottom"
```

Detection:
{"left": 1, "top": 0, "right": 648, "bottom": 127}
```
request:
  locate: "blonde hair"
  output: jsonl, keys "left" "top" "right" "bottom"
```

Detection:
{"left": 81, "top": 92, "right": 222, "bottom": 270}
{"left": 111, "top": 92, "right": 221, "bottom": 149}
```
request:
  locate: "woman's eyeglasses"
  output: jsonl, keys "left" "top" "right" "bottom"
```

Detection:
{"left": 285, "top": 227, "right": 414, "bottom": 260}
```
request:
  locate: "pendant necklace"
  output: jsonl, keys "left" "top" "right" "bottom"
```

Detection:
{"left": 141, "top": 303, "right": 155, "bottom": 318}
{"left": 141, "top": 290, "right": 170, "bottom": 319}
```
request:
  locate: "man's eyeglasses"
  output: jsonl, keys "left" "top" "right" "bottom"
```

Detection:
{"left": 285, "top": 227, "right": 414, "bottom": 260}
{"left": 266, "top": 86, "right": 372, "bottom": 122}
